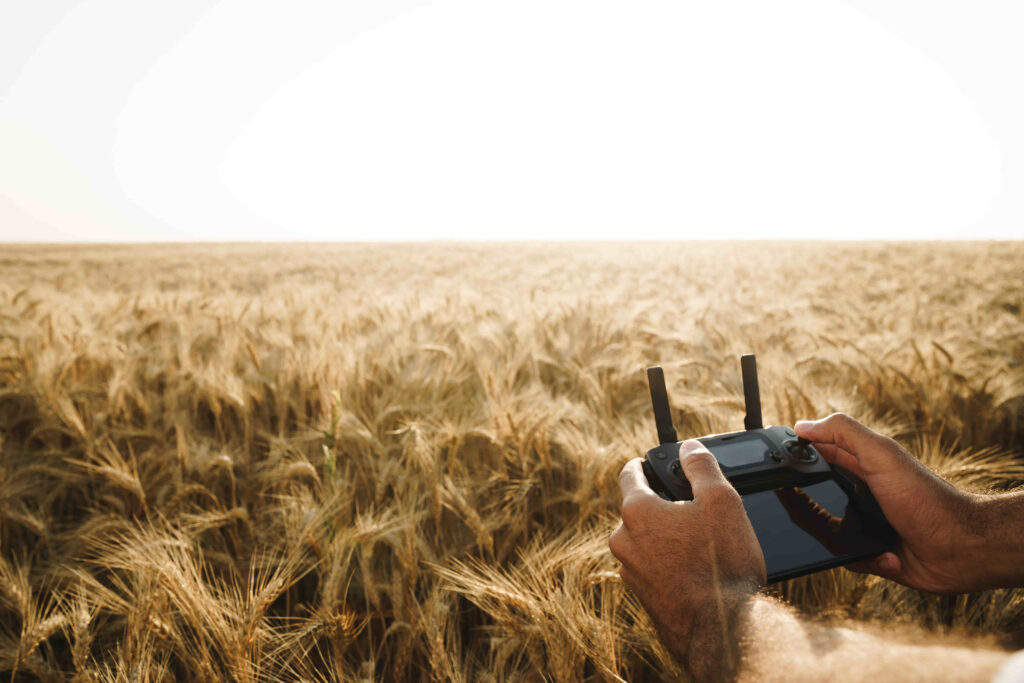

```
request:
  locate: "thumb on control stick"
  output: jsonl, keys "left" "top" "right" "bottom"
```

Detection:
{"left": 793, "top": 413, "right": 904, "bottom": 479}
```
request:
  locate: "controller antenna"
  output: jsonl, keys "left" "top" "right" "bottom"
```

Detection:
{"left": 741, "top": 354, "right": 763, "bottom": 430}
{"left": 647, "top": 367, "right": 678, "bottom": 445}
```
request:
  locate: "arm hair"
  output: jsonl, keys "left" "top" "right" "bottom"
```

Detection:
{"left": 713, "top": 595, "right": 1011, "bottom": 683}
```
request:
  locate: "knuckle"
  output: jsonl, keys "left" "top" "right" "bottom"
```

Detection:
{"left": 703, "top": 482, "right": 739, "bottom": 505}
{"left": 822, "top": 411, "right": 847, "bottom": 426}
{"left": 683, "top": 450, "right": 727, "bottom": 484}
{"left": 608, "top": 528, "right": 627, "bottom": 560}
{"left": 620, "top": 499, "right": 650, "bottom": 530}
{"left": 682, "top": 449, "right": 717, "bottom": 471}
{"left": 831, "top": 412, "right": 856, "bottom": 430}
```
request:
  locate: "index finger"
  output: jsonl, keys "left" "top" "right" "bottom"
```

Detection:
{"left": 618, "top": 458, "right": 658, "bottom": 504}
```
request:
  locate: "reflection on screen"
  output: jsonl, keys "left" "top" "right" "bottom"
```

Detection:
{"left": 742, "top": 480, "right": 891, "bottom": 580}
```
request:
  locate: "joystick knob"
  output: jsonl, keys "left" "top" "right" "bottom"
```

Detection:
{"left": 784, "top": 438, "right": 818, "bottom": 463}
{"left": 669, "top": 459, "right": 684, "bottom": 481}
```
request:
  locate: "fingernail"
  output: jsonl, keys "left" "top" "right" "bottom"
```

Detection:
{"left": 679, "top": 439, "right": 705, "bottom": 454}
{"left": 878, "top": 554, "right": 897, "bottom": 572}
{"left": 794, "top": 420, "right": 812, "bottom": 429}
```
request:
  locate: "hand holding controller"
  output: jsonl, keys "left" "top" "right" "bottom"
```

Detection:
{"left": 642, "top": 356, "right": 833, "bottom": 501}
{"left": 639, "top": 355, "right": 897, "bottom": 583}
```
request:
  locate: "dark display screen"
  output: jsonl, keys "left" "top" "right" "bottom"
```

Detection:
{"left": 741, "top": 480, "right": 893, "bottom": 582}
{"left": 705, "top": 437, "right": 767, "bottom": 468}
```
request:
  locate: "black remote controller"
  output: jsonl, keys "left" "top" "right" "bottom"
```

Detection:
{"left": 642, "top": 355, "right": 835, "bottom": 500}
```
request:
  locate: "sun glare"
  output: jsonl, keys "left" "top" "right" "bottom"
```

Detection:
{"left": 0, "top": 0, "right": 1016, "bottom": 241}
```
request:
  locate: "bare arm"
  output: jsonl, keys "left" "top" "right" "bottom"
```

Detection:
{"left": 723, "top": 594, "right": 1008, "bottom": 683}
{"left": 795, "top": 414, "right": 1024, "bottom": 592}
{"left": 609, "top": 434, "right": 1020, "bottom": 682}
{"left": 971, "top": 489, "right": 1024, "bottom": 588}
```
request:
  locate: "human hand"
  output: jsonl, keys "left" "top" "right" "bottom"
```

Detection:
{"left": 794, "top": 413, "right": 993, "bottom": 593}
{"left": 609, "top": 441, "right": 765, "bottom": 675}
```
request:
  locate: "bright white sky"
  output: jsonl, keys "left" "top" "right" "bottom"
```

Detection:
{"left": 0, "top": 0, "right": 1021, "bottom": 242}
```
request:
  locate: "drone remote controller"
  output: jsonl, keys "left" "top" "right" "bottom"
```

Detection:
{"left": 642, "top": 355, "right": 835, "bottom": 500}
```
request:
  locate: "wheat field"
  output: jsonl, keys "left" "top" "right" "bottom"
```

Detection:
{"left": 0, "top": 241, "right": 1022, "bottom": 681}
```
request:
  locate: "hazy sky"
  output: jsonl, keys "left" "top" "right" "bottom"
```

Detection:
{"left": 1, "top": 0, "right": 1022, "bottom": 242}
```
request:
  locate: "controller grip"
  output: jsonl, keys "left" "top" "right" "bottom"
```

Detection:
{"left": 642, "top": 459, "right": 667, "bottom": 498}
{"left": 642, "top": 458, "right": 693, "bottom": 501}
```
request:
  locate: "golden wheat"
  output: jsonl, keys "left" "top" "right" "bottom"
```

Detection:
{"left": 0, "top": 242, "right": 1022, "bottom": 680}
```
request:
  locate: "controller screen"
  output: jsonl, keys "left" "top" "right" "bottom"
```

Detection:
{"left": 742, "top": 480, "right": 892, "bottom": 581}
{"left": 705, "top": 437, "right": 766, "bottom": 468}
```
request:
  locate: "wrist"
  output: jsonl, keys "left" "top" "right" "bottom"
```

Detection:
{"left": 677, "top": 585, "right": 758, "bottom": 682}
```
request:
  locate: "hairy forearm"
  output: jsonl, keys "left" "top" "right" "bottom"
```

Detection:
{"left": 966, "top": 490, "right": 1024, "bottom": 590}
{"left": 687, "top": 594, "right": 1009, "bottom": 683}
